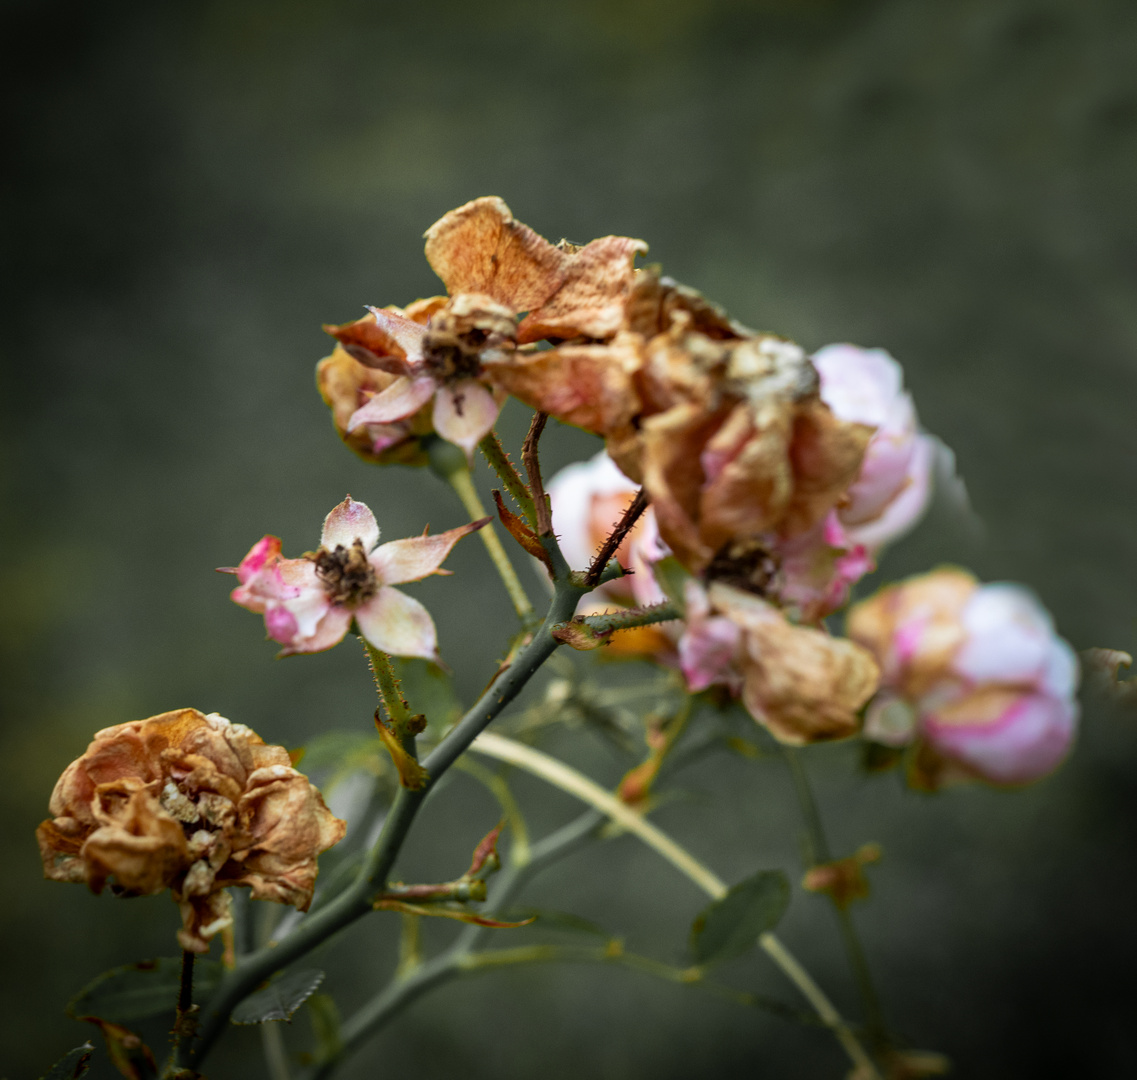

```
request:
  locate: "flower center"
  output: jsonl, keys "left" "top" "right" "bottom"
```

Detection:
{"left": 308, "top": 539, "right": 379, "bottom": 608}
{"left": 706, "top": 538, "right": 780, "bottom": 596}
{"left": 422, "top": 330, "right": 486, "bottom": 382}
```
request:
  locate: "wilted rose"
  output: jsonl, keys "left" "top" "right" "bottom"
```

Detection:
{"left": 847, "top": 568, "right": 1080, "bottom": 786}
{"left": 37, "top": 709, "right": 346, "bottom": 952}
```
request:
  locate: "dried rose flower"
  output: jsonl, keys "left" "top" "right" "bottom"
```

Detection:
{"left": 679, "top": 581, "right": 880, "bottom": 744}
{"left": 812, "top": 344, "right": 935, "bottom": 551}
{"left": 227, "top": 497, "right": 487, "bottom": 661}
{"left": 847, "top": 568, "right": 1080, "bottom": 786}
{"left": 37, "top": 709, "right": 346, "bottom": 952}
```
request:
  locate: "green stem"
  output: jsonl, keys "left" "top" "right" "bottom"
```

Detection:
{"left": 578, "top": 602, "right": 681, "bottom": 635}
{"left": 478, "top": 431, "right": 538, "bottom": 530}
{"left": 782, "top": 747, "right": 889, "bottom": 1054}
{"left": 363, "top": 641, "right": 412, "bottom": 726}
{"left": 468, "top": 733, "right": 881, "bottom": 1079}
{"left": 178, "top": 576, "right": 587, "bottom": 1071}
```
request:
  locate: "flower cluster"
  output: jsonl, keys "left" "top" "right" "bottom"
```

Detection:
{"left": 37, "top": 709, "right": 345, "bottom": 951}
{"left": 847, "top": 569, "right": 1080, "bottom": 786}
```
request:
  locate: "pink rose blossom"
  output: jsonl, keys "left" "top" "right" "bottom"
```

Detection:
{"left": 847, "top": 569, "right": 1080, "bottom": 786}
{"left": 812, "top": 344, "right": 935, "bottom": 552}
{"left": 226, "top": 497, "right": 488, "bottom": 661}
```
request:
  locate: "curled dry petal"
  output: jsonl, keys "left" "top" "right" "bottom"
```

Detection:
{"left": 317, "top": 345, "right": 433, "bottom": 467}
{"left": 710, "top": 584, "right": 880, "bottom": 744}
{"left": 349, "top": 375, "right": 438, "bottom": 430}
{"left": 37, "top": 709, "right": 345, "bottom": 952}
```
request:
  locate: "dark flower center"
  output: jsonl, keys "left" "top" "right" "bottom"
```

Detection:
{"left": 422, "top": 329, "right": 487, "bottom": 382}
{"left": 308, "top": 539, "right": 379, "bottom": 608}
{"left": 706, "top": 539, "right": 780, "bottom": 596}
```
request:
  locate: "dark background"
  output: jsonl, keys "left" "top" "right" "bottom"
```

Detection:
{"left": 4, "top": 0, "right": 1137, "bottom": 1077}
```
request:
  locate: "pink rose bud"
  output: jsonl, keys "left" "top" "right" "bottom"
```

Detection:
{"left": 847, "top": 569, "right": 1080, "bottom": 786}
{"left": 812, "top": 344, "right": 936, "bottom": 552}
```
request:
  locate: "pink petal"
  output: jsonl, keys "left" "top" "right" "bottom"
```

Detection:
{"left": 679, "top": 615, "right": 742, "bottom": 693}
{"left": 348, "top": 375, "right": 437, "bottom": 430}
{"left": 369, "top": 520, "right": 488, "bottom": 586}
{"left": 264, "top": 605, "right": 299, "bottom": 643}
{"left": 279, "top": 604, "right": 353, "bottom": 656}
{"left": 236, "top": 536, "right": 282, "bottom": 585}
{"left": 321, "top": 497, "right": 380, "bottom": 553}
{"left": 432, "top": 379, "right": 502, "bottom": 456}
{"left": 366, "top": 306, "right": 428, "bottom": 359}
{"left": 355, "top": 586, "right": 440, "bottom": 661}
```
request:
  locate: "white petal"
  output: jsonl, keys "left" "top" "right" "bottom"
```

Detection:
{"left": 321, "top": 497, "right": 380, "bottom": 552}
{"left": 348, "top": 375, "right": 436, "bottom": 430}
{"left": 432, "top": 380, "right": 501, "bottom": 456}
{"left": 369, "top": 521, "right": 484, "bottom": 586}
{"left": 355, "top": 586, "right": 439, "bottom": 661}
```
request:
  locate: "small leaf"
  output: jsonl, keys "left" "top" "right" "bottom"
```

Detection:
{"left": 82, "top": 1021, "right": 156, "bottom": 1080}
{"left": 690, "top": 870, "right": 790, "bottom": 966}
{"left": 40, "top": 1043, "right": 94, "bottom": 1080}
{"left": 67, "top": 958, "right": 223, "bottom": 1024}
{"left": 231, "top": 969, "right": 326, "bottom": 1025}
{"left": 374, "top": 714, "right": 430, "bottom": 789}
{"left": 493, "top": 489, "right": 553, "bottom": 570}
{"left": 306, "top": 993, "right": 344, "bottom": 1065}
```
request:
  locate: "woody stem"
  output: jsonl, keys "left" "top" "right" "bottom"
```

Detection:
{"left": 584, "top": 488, "right": 649, "bottom": 587}
{"left": 178, "top": 949, "right": 194, "bottom": 1016}
{"left": 478, "top": 431, "right": 538, "bottom": 531}
{"left": 783, "top": 747, "right": 889, "bottom": 1053}
{"left": 363, "top": 641, "right": 412, "bottom": 726}
{"left": 179, "top": 572, "right": 587, "bottom": 1070}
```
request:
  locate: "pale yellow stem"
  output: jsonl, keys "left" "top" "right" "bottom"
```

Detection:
{"left": 469, "top": 731, "right": 881, "bottom": 1079}
{"left": 447, "top": 467, "right": 535, "bottom": 623}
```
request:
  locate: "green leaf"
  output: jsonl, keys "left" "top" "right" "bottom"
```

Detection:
{"left": 231, "top": 969, "right": 325, "bottom": 1025}
{"left": 306, "top": 993, "right": 344, "bottom": 1065}
{"left": 392, "top": 657, "right": 461, "bottom": 732}
{"left": 300, "top": 730, "right": 388, "bottom": 791}
{"left": 689, "top": 870, "right": 790, "bottom": 966}
{"left": 40, "top": 1042, "right": 94, "bottom": 1080}
{"left": 66, "top": 958, "right": 223, "bottom": 1024}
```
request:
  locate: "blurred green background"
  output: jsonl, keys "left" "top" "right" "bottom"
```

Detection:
{"left": 4, "top": 0, "right": 1137, "bottom": 1076}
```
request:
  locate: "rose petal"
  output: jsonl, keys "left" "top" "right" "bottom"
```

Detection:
{"left": 355, "top": 586, "right": 440, "bottom": 661}
{"left": 432, "top": 379, "right": 502, "bottom": 456}
{"left": 423, "top": 196, "right": 566, "bottom": 312}
{"left": 369, "top": 520, "right": 488, "bottom": 586}
{"left": 348, "top": 375, "right": 437, "bottom": 430}
{"left": 278, "top": 604, "right": 353, "bottom": 656}
{"left": 365, "top": 306, "right": 429, "bottom": 359}
{"left": 321, "top": 497, "right": 380, "bottom": 553}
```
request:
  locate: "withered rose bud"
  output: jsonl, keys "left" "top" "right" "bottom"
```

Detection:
{"left": 679, "top": 581, "right": 880, "bottom": 744}
{"left": 37, "top": 709, "right": 346, "bottom": 952}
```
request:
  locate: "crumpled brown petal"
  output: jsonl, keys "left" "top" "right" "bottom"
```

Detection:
{"left": 710, "top": 584, "right": 880, "bottom": 744}
{"left": 37, "top": 709, "right": 346, "bottom": 953}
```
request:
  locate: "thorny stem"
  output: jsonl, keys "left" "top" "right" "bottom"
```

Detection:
{"left": 478, "top": 431, "right": 538, "bottom": 531}
{"left": 783, "top": 747, "right": 889, "bottom": 1056}
{"left": 429, "top": 438, "right": 535, "bottom": 624}
{"left": 521, "top": 412, "right": 552, "bottom": 536}
{"left": 363, "top": 641, "right": 412, "bottom": 726}
{"left": 468, "top": 733, "right": 882, "bottom": 1080}
{"left": 177, "top": 572, "right": 588, "bottom": 1070}
{"left": 584, "top": 488, "right": 649, "bottom": 587}
{"left": 577, "top": 602, "right": 681, "bottom": 636}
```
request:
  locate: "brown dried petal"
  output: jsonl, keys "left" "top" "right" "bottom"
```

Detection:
{"left": 227, "top": 766, "right": 346, "bottom": 910}
{"left": 424, "top": 196, "right": 567, "bottom": 313}
{"left": 711, "top": 585, "right": 879, "bottom": 744}
{"left": 781, "top": 398, "right": 874, "bottom": 537}
{"left": 82, "top": 780, "right": 191, "bottom": 896}
{"left": 517, "top": 235, "right": 648, "bottom": 343}
{"left": 483, "top": 336, "right": 642, "bottom": 436}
